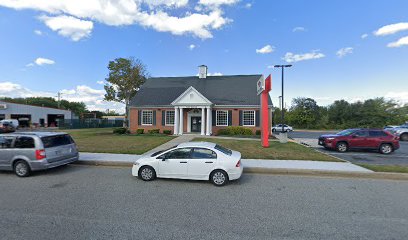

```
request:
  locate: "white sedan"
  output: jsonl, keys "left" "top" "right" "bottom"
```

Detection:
{"left": 132, "top": 142, "right": 243, "bottom": 186}
{"left": 272, "top": 124, "right": 293, "bottom": 132}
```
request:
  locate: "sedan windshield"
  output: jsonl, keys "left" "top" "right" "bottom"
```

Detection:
{"left": 336, "top": 129, "right": 357, "bottom": 136}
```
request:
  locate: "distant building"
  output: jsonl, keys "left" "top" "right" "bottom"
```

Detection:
{"left": 129, "top": 65, "right": 272, "bottom": 135}
{"left": 0, "top": 100, "right": 76, "bottom": 127}
{"left": 101, "top": 115, "right": 125, "bottom": 121}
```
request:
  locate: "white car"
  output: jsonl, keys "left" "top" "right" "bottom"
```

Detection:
{"left": 272, "top": 124, "right": 293, "bottom": 132}
{"left": 132, "top": 142, "right": 243, "bottom": 186}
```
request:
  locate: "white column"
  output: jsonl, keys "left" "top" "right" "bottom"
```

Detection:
{"left": 201, "top": 107, "right": 205, "bottom": 135}
{"left": 174, "top": 107, "right": 179, "bottom": 135}
{"left": 206, "top": 106, "right": 211, "bottom": 135}
{"left": 179, "top": 107, "right": 184, "bottom": 135}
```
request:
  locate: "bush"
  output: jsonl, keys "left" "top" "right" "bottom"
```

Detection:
{"left": 113, "top": 127, "right": 129, "bottom": 134}
{"left": 217, "top": 126, "right": 253, "bottom": 136}
{"left": 136, "top": 129, "right": 144, "bottom": 134}
{"left": 163, "top": 130, "right": 172, "bottom": 135}
{"left": 256, "top": 130, "right": 261, "bottom": 135}
{"left": 148, "top": 129, "right": 160, "bottom": 134}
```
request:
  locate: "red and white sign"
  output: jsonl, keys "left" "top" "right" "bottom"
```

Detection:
{"left": 256, "top": 77, "right": 265, "bottom": 95}
{"left": 260, "top": 75, "right": 272, "bottom": 148}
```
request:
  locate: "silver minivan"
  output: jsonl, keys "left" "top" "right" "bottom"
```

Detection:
{"left": 0, "top": 132, "right": 79, "bottom": 177}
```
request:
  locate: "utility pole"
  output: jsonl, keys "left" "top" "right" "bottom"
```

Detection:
{"left": 57, "top": 92, "right": 63, "bottom": 109}
{"left": 274, "top": 65, "right": 292, "bottom": 132}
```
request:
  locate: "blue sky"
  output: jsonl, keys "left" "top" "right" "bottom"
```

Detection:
{"left": 0, "top": 0, "right": 407, "bottom": 112}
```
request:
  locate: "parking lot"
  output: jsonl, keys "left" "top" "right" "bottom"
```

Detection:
{"left": 289, "top": 131, "right": 408, "bottom": 166}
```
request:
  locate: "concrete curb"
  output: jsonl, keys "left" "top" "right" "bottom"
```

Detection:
{"left": 243, "top": 167, "right": 408, "bottom": 181}
{"left": 73, "top": 160, "right": 408, "bottom": 181}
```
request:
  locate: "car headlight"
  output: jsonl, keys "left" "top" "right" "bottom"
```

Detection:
{"left": 326, "top": 137, "right": 335, "bottom": 140}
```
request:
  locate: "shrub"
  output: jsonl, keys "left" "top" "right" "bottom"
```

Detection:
{"left": 148, "top": 129, "right": 160, "bottom": 134}
{"left": 217, "top": 126, "right": 253, "bottom": 136}
{"left": 256, "top": 130, "right": 261, "bottom": 135}
{"left": 113, "top": 127, "right": 129, "bottom": 134}
{"left": 136, "top": 129, "right": 144, "bottom": 134}
{"left": 163, "top": 130, "right": 172, "bottom": 135}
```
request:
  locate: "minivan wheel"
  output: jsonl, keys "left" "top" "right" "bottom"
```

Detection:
{"left": 14, "top": 160, "right": 30, "bottom": 177}
{"left": 336, "top": 142, "right": 348, "bottom": 153}
{"left": 210, "top": 170, "right": 229, "bottom": 187}
{"left": 401, "top": 133, "right": 408, "bottom": 141}
{"left": 379, "top": 144, "right": 393, "bottom": 154}
{"left": 138, "top": 166, "right": 156, "bottom": 181}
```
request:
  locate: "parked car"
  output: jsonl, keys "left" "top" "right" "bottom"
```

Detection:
{"left": 272, "top": 124, "right": 293, "bottom": 132}
{"left": 0, "top": 122, "right": 16, "bottom": 133}
{"left": 318, "top": 128, "right": 400, "bottom": 154}
{"left": 0, "top": 132, "right": 79, "bottom": 177}
{"left": 0, "top": 119, "right": 19, "bottom": 129}
{"left": 132, "top": 142, "right": 243, "bottom": 186}
{"left": 391, "top": 127, "right": 408, "bottom": 141}
{"left": 384, "top": 125, "right": 399, "bottom": 130}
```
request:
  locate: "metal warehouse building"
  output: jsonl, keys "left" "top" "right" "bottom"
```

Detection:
{"left": 0, "top": 100, "right": 76, "bottom": 127}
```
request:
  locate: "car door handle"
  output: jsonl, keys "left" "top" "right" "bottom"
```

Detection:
{"left": 179, "top": 161, "right": 187, "bottom": 163}
{"left": 205, "top": 161, "right": 213, "bottom": 163}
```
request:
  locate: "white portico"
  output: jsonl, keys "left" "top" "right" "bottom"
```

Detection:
{"left": 171, "top": 86, "right": 212, "bottom": 135}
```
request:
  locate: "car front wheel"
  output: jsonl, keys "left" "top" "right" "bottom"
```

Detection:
{"left": 210, "top": 170, "right": 229, "bottom": 186}
{"left": 138, "top": 166, "right": 156, "bottom": 181}
{"left": 401, "top": 133, "right": 408, "bottom": 141}
{"left": 14, "top": 160, "right": 30, "bottom": 177}
{"left": 379, "top": 144, "right": 393, "bottom": 154}
{"left": 336, "top": 142, "right": 348, "bottom": 153}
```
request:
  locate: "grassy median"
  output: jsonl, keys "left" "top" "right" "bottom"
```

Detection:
{"left": 192, "top": 138, "right": 341, "bottom": 162}
{"left": 357, "top": 164, "right": 408, "bottom": 174}
{"left": 61, "top": 128, "right": 174, "bottom": 154}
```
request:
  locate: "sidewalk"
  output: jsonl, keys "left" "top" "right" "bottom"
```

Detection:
{"left": 78, "top": 152, "right": 372, "bottom": 173}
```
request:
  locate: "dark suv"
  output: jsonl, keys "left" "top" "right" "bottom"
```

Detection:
{"left": 318, "top": 129, "right": 400, "bottom": 154}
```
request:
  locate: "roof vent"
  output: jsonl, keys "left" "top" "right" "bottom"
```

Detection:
{"left": 198, "top": 65, "right": 207, "bottom": 79}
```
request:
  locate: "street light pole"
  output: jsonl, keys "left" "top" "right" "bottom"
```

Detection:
{"left": 274, "top": 65, "right": 292, "bottom": 133}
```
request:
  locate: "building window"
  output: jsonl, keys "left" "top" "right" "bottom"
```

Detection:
{"left": 165, "top": 110, "right": 175, "bottom": 125}
{"left": 216, "top": 110, "right": 228, "bottom": 126}
{"left": 141, "top": 110, "right": 153, "bottom": 125}
{"left": 243, "top": 110, "right": 255, "bottom": 126}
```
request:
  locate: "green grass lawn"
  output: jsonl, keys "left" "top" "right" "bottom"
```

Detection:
{"left": 61, "top": 128, "right": 174, "bottom": 154}
{"left": 192, "top": 138, "right": 341, "bottom": 162}
{"left": 357, "top": 164, "right": 408, "bottom": 174}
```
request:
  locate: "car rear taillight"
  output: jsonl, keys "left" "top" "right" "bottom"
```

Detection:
{"left": 35, "top": 149, "right": 46, "bottom": 160}
{"left": 236, "top": 160, "right": 241, "bottom": 167}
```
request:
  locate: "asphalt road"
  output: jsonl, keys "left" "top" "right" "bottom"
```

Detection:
{"left": 288, "top": 131, "right": 408, "bottom": 166}
{"left": 1, "top": 165, "right": 408, "bottom": 240}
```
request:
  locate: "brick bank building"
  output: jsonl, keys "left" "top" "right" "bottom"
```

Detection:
{"left": 129, "top": 66, "right": 272, "bottom": 135}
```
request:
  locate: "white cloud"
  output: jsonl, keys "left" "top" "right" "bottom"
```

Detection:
{"left": 293, "top": 26, "right": 306, "bottom": 32}
{"left": 39, "top": 15, "right": 93, "bottom": 41}
{"left": 361, "top": 33, "right": 368, "bottom": 39}
{"left": 0, "top": 0, "right": 234, "bottom": 40}
{"left": 282, "top": 50, "right": 325, "bottom": 63}
{"left": 26, "top": 63, "right": 34, "bottom": 67}
{"left": 189, "top": 44, "right": 196, "bottom": 50}
{"left": 207, "top": 72, "right": 223, "bottom": 76}
{"left": 199, "top": 0, "right": 240, "bottom": 6}
{"left": 96, "top": 80, "right": 104, "bottom": 85}
{"left": 245, "top": 3, "right": 252, "bottom": 8}
{"left": 0, "top": 81, "right": 124, "bottom": 112}
{"left": 34, "top": 57, "right": 55, "bottom": 66}
{"left": 256, "top": 44, "right": 274, "bottom": 54}
{"left": 387, "top": 36, "right": 408, "bottom": 48}
{"left": 336, "top": 47, "right": 353, "bottom": 58}
{"left": 385, "top": 91, "right": 408, "bottom": 105}
{"left": 374, "top": 22, "right": 408, "bottom": 36}
{"left": 34, "top": 29, "right": 42, "bottom": 35}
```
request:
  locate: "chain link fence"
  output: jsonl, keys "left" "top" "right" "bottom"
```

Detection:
{"left": 57, "top": 119, "right": 124, "bottom": 129}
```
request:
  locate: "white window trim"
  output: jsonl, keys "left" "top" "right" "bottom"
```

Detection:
{"left": 165, "top": 110, "right": 175, "bottom": 126}
{"left": 216, "top": 110, "right": 228, "bottom": 127}
{"left": 141, "top": 110, "right": 153, "bottom": 126}
{"left": 243, "top": 110, "right": 256, "bottom": 127}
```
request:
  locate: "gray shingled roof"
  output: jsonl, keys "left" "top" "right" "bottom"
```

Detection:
{"left": 130, "top": 75, "right": 272, "bottom": 106}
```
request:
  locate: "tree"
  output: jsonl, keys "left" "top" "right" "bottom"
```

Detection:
{"left": 287, "top": 97, "right": 321, "bottom": 128}
{"left": 103, "top": 57, "right": 149, "bottom": 128}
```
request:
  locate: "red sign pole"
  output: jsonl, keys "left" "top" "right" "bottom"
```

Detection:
{"left": 261, "top": 75, "right": 272, "bottom": 148}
